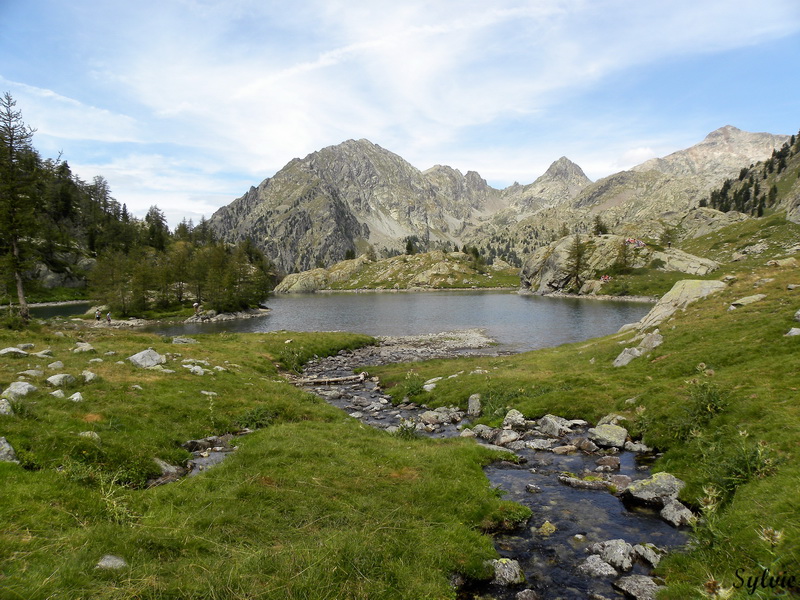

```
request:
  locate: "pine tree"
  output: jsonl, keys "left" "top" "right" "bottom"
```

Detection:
{"left": 0, "top": 92, "right": 40, "bottom": 320}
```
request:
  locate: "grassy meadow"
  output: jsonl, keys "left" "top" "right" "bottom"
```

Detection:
{"left": 0, "top": 327, "right": 526, "bottom": 599}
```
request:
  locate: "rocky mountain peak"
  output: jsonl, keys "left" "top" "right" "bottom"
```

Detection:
{"left": 543, "top": 156, "right": 590, "bottom": 182}
{"left": 503, "top": 156, "right": 592, "bottom": 213}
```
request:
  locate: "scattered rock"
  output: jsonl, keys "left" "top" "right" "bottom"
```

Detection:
{"left": 82, "top": 370, "right": 98, "bottom": 383}
{"left": 47, "top": 361, "right": 64, "bottom": 370}
{"left": 0, "top": 437, "right": 19, "bottom": 463}
{"left": 633, "top": 543, "right": 664, "bottom": 568}
{"left": 624, "top": 441, "right": 652, "bottom": 453}
{"left": 0, "top": 398, "right": 13, "bottom": 415}
{"left": 2, "top": 381, "right": 38, "bottom": 400}
{"left": 597, "top": 413, "right": 627, "bottom": 426}
{"left": 494, "top": 429, "right": 521, "bottom": 446}
{"left": 0, "top": 347, "right": 28, "bottom": 357}
{"left": 50, "top": 390, "right": 65, "bottom": 398}
{"left": 525, "top": 483, "right": 542, "bottom": 493}
{"left": 526, "top": 438, "right": 555, "bottom": 450}
{"left": 729, "top": 294, "right": 767, "bottom": 310}
{"left": 537, "top": 414, "right": 572, "bottom": 437}
{"left": 587, "top": 424, "right": 628, "bottom": 448}
{"left": 78, "top": 431, "right": 101, "bottom": 443}
{"left": 69, "top": 392, "right": 84, "bottom": 402}
{"left": 172, "top": 336, "right": 199, "bottom": 344}
{"left": 613, "top": 347, "right": 642, "bottom": 367}
{"left": 614, "top": 331, "right": 663, "bottom": 366}
{"left": 558, "top": 475, "right": 611, "bottom": 491}
{"left": 72, "top": 342, "right": 95, "bottom": 353}
{"left": 488, "top": 558, "right": 526, "bottom": 585}
{"left": 613, "top": 574, "right": 663, "bottom": 600}
{"left": 503, "top": 409, "right": 527, "bottom": 430}
{"left": 785, "top": 328, "right": 800, "bottom": 337}
{"left": 95, "top": 554, "right": 128, "bottom": 570}
{"left": 577, "top": 555, "right": 617, "bottom": 578}
{"left": 46, "top": 374, "right": 76, "bottom": 387}
{"left": 537, "top": 521, "right": 557, "bottom": 536}
{"left": 595, "top": 456, "right": 620, "bottom": 471}
{"left": 516, "top": 590, "right": 541, "bottom": 600}
{"left": 467, "top": 393, "right": 482, "bottom": 417}
{"left": 587, "top": 539, "right": 634, "bottom": 572}
{"left": 471, "top": 424, "right": 496, "bottom": 441}
{"left": 624, "top": 472, "right": 685, "bottom": 507}
{"left": 660, "top": 498, "right": 695, "bottom": 527}
{"left": 552, "top": 444, "right": 577, "bottom": 455}
{"left": 574, "top": 437, "right": 599, "bottom": 452}
{"left": 128, "top": 348, "right": 167, "bottom": 369}
{"left": 17, "top": 369, "right": 44, "bottom": 378}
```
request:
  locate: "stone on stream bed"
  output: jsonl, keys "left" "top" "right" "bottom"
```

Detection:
{"left": 294, "top": 332, "right": 687, "bottom": 599}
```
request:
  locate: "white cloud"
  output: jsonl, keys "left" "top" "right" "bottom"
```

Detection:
{"left": 4, "top": 0, "right": 799, "bottom": 225}
{"left": 0, "top": 78, "right": 141, "bottom": 144}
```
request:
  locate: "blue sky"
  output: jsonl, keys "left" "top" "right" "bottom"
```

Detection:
{"left": 2, "top": 0, "right": 799, "bottom": 227}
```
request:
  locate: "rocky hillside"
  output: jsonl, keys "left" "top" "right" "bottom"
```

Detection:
{"left": 520, "top": 233, "right": 719, "bottom": 295}
{"left": 209, "top": 128, "right": 790, "bottom": 274}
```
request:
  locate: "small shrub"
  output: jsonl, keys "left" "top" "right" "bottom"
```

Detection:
{"left": 236, "top": 405, "right": 278, "bottom": 429}
{"left": 669, "top": 381, "right": 727, "bottom": 441}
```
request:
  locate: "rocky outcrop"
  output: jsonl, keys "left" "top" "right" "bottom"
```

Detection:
{"left": 621, "top": 279, "right": 727, "bottom": 332}
{"left": 520, "top": 234, "right": 718, "bottom": 295}
{"left": 274, "top": 250, "right": 518, "bottom": 293}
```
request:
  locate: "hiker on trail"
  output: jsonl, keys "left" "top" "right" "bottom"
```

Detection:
{"left": 95, "top": 309, "right": 101, "bottom": 321}
{"left": 106, "top": 312, "right": 111, "bottom": 324}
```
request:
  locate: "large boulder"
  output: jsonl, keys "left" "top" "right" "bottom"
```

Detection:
{"left": 587, "top": 423, "right": 628, "bottom": 448}
{"left": 624, "top": 472, "right": 685, "bottom": 507}
{"left": 128, "top": 348, "right": 167, "bottom": 369}
{"left": 2, "top": 381, "right": 38, "bottom": 400}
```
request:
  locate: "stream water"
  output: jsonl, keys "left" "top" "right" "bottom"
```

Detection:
{"left": 297, "top": 340, "right": 687, "bottom": 600}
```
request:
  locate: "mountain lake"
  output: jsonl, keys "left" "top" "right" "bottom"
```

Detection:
{"left": 152, "top": 290, "right": 652, "bottom": 351}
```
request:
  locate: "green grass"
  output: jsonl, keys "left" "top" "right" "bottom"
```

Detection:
{"left": 371, "top": 264, "right": 800, "bottom": 597}
{"left": 0, "top": 327, "right": 526, "bottom": 599}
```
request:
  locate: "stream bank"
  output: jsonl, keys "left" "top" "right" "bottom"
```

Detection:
{"left": 295, "top": 331, "right": 688, "bottom": 600}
